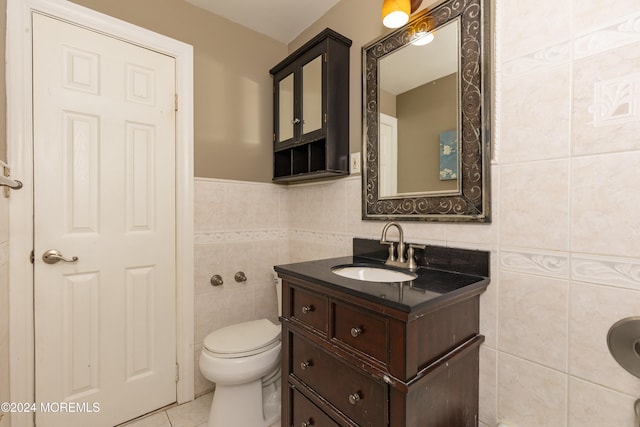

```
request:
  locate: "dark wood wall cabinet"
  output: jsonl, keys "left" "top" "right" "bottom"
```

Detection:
{"left": 270, "top": 28, "right": 351, "bottom": 182}
{"left": 275, "top": 242, "right": 490, "bottom": 427}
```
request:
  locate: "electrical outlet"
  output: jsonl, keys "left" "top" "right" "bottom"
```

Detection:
{"left": 351, "top": 152, "right": 361, "bottom": 174}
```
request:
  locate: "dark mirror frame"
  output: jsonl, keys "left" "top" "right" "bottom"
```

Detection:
{"left": 362, "top": 0, "right": 491, "bottom": 222}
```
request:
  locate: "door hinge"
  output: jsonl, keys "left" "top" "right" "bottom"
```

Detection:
{"left": 174, "top": 93, "right": 178, "bottom": 112}
{"left": 30, "top": 250, "right": 34, "bottom": 264}
{"left": 324, "top": 113, "right": 327, "bottom": 124}
{"left": 324, "top": 52, "right": 327, "bottom": 62}
{"left": 175, "top": 364, "right": 179, "bottom": 382}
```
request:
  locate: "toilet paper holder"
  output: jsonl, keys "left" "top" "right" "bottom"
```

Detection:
{"left": 607, "top": 316, "right": 640, "bottom": 379}
{"left": 607, "top": 317, "right": 640, "bottom": 427}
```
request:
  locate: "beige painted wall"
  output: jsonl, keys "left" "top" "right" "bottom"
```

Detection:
{"left": 397, "top": 73, "right": 458, "bottom": 193}
{"left": 379, "top": 89, "right": 397, "bottom": 117}
{"left": 70, "top": 0, "right": 286, "bottom": 182}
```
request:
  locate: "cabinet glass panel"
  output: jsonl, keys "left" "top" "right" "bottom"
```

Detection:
{"left": 278, "top": 73, "right": 294, "bottom": 142}
{"left": 302, "top": 56, "right": 322, "bottom": 135}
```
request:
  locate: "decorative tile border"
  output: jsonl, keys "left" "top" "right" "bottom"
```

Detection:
{"left": 503, "top": 41, "right": 571, "bottom": 77}
{"left": 501, "top": 249, "right": 640, "bottom": 289}
{"left": 571, "top": 254, "right": 640, "bottom": 290}
{"left": 194, "top": 229, "right": 288, "bottom": 245}
{"left": 194, "top": 229, "right": 357, "bottom": 248}
{"left": 503, "top": 13, "right": 640, "bottom": 77}
{"left": 500, "top": 249, "right": 569, "bottom": 279}
{"left": 574, "top": 14, "right": 640, "bottom": 60}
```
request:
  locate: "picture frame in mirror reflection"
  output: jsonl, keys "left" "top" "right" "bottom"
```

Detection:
{"left": 362, "top": 0, "right": 491, "bottom": 222}
{"left": 439, "top": 129, "right": 458, "bottom": 181}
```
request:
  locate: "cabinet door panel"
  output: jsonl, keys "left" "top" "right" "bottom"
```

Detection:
{"left": 302, "top": 55, "right": 323, "bottom": 136}
{"left": 278, "top": 73, "right": 295, "bottom": 143}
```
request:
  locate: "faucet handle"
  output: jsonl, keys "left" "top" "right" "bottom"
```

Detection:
{"left": 381, "top": 240, "right": 396, "bottom": 261}
{"left": 407, "top": 243, "right": 426, "bottom": 271}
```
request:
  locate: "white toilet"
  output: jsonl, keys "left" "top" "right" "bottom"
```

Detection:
{"left": 199, "top": 284, "right": 282, "bottom": 427}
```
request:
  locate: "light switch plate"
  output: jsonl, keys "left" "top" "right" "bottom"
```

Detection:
{"left": 351, "top": 152, "right": 361, "bottom": 174}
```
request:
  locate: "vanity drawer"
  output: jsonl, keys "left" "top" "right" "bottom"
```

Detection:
{"left": 333, "top": 301, "right": 388, "bottom": 363}
{"left": 291, "top": 334, "right": 386, "bottom": 426}
{"left": 290, "top": 285, "right": 328, "bottom": 333}
{"left": 292, "top": 388, "right": 340, "bottom": 427}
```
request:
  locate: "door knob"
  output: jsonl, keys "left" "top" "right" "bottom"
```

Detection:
{"left": 42, "top": 249, "right": 78, "bottom": 264}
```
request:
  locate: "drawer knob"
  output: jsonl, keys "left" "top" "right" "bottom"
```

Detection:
{"left": 348, "top": 392, "right": 361, "bottom": 405}
{"left": 300, "top": 360, "right": 312, "bottom": 370}
{"left": 301, "top": 419, "right": 314, "bottom": 427}
{"left": 301, "top": 305, "right": 314, "bottom": 314}
{"left": 350, "top": 327, "right": 362, "bottom": 337}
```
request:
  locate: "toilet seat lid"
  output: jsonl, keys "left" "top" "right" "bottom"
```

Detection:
{"left": 204, "top": 319, "right": 281, "bottom": 356}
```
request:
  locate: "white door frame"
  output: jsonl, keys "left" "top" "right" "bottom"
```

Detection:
{"left": 7, "top": 1, "right": 195, "bottom": 426}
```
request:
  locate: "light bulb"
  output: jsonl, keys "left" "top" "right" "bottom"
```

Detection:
{"left": 411, "top": 31, "right": 434, "bottom": 46}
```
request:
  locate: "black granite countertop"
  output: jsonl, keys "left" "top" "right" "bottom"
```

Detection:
{"left": 274, "top": 248, "right": 490, "bottom": 313}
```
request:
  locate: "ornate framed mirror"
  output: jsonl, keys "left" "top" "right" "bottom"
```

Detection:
{"left": 362, "top": 0, "right": 491, "bottom": 222}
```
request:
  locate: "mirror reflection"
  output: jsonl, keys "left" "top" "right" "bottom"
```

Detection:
{"left": 302, "top": 56, "right": 322, "bottom": 135}
{"left": 278, "top": 74, "right": 294, "bottom": 142}
{"left": 378, "top": 19, "right": 460, "bottom": 197}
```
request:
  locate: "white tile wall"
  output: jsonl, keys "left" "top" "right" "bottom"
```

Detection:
{"left": 193, "top": 178, "right": 288, "bottom": 395}
{"left": 498, "top": 271, "right": 569, "bottom": 371}
{"left": 489, "top": 0, "right": 640, "bottom": 425}
{"left": 498, "top": 353, "right": 568, "bottom": 426}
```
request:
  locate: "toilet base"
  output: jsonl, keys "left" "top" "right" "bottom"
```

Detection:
{"left": 207, "top": 378, "right": 280, "bottom": 427}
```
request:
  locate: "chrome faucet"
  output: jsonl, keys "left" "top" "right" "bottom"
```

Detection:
{"left": 380, "top": 222, "right": 425, "bottom": 272}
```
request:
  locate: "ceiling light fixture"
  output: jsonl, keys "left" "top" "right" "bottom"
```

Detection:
{"left": 382, "top": 0, "right": 425, "bottom": 29}
{"left": 381, "top": 0, "right": 411, "bottom": 28}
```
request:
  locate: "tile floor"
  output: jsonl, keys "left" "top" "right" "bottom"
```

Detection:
{"left": 122, "top": 392, "right": 212, "bottom": 427}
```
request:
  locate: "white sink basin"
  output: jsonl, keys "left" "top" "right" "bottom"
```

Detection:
{"left": 331, "top": 265, "right": 417, "bottom": 283}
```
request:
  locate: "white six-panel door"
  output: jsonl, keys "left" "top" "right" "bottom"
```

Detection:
{"left": 32, "top": 13, "right": 177, "bottom": 426}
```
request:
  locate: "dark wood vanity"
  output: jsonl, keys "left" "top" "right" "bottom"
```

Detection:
{"left": 275, "top": 239, "right": 490, "bottom": 426}
{"left": 270, "top": 28, "right": 351, "bottom": 182}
